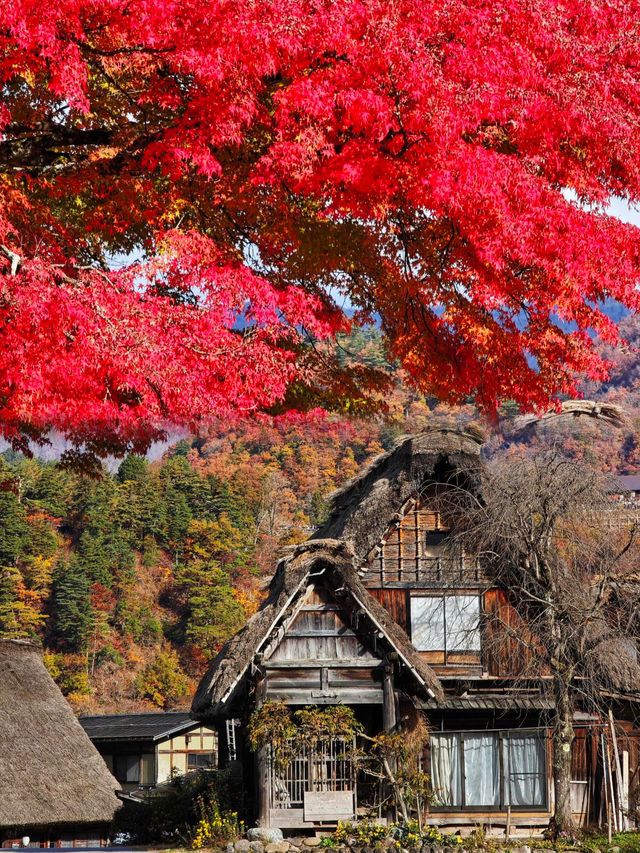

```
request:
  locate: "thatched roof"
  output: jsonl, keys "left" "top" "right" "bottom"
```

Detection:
{"left": 0, "top": 640, "right": 120, "bottom": 830}
{"left": 312, "top": 428, "right": 485, "bottom": 561}
{"left": 511, "top": 400, "right": 627, "bottom": 435}
{"left": 193, "top": 430, "right": 486, "bottom": 719}
{"left": 192, "top": 539, "right": 444, "bottom": 718}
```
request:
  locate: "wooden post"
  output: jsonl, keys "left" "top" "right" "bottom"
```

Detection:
{"left": 255, "top": 676, "right": 270, "bottom": 827}
{"left": 382, "top": 665, "right": 397, "bottom": 732}
{"left": 382, "top": 662, "right": 397, "bottom": 823}
{"left": 609, "top": 711, "right": 624, "bottom": 832}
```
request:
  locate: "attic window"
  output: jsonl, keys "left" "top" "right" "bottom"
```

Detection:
{"left": 410, "top": 594, "right": 481, "bottom": 654}
{"left": 425, "top": 531, "right": 448, "bottom": 547}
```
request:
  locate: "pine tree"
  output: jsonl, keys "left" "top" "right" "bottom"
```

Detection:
{"left": 52, "top": 559, "right": 94, "bottom": 653}
{"left": 0, "top": 480, "right": 29, "bottom": 566}
{"left": 117, "top": 455, "right": 149, "bottom": 484}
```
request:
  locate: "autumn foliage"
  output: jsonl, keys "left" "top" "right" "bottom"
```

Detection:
{"left": 3, "top": 0, "right": 640, "bottom": 452}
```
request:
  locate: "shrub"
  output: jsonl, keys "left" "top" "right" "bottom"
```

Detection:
{"left": 190, "top": 799, "right": 244, "bottom": 849}
{"left": 111, "top": 768, "right": 245, "bottom": 845}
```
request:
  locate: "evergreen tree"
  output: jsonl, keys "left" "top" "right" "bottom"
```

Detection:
{"left": 176, "top": 560, "right": 246, "bottom": 658}
{"left": 52, "top": 559, "right": 94, "bottom": 653}
{"left": 117, "top": 454, "right": 149, "bottom": 484}
{"left": 0, "top": 478, "right": 29, "bottom": 566}
{"left": 19, "top": 458, "right": 69, "bottom": 518}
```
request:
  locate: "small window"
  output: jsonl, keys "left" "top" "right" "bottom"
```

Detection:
{"left": 187, "top": 752, "right": 216, "bottom": 770}
{"left": 410, "top": 595, "right": 480, "bottom": 653}
{"left": 114, "top": 754, "right": 140, "bottom": 783}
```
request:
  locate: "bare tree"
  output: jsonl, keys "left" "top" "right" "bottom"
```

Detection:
{"left": 442, "top": 453, "right": 640, "bottom": 834}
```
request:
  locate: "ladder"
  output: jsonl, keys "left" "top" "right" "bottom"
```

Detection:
{"left": 226, "top": 718, "right": 239, "bottom": 762}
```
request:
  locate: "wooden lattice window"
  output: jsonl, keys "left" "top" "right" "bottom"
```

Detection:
{"left": 270, "top": 737, "right": 355, "bottom": 809}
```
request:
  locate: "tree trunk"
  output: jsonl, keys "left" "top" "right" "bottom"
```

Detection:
{"left": 552, "top": 676, "right": 576, "bottom": 834}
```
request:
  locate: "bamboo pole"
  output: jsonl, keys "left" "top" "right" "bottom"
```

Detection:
{"left": 601, "top": 731, "right": 615, "bottom": 837}
{"left": 622, "top": 750, "right": 630, "bottom": 832}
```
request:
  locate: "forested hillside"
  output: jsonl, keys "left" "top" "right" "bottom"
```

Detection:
{"left": 0, "top": 328, "right": 461, "bottom": 711}
{"left": 3, "top": 322, "right": 640, "bottom": 712}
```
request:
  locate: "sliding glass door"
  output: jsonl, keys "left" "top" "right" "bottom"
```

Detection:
{"left": 430, "top": 730, "right": 547, "bottom": 810}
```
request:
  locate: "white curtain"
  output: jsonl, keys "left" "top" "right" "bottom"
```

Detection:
{"left": 504, "top": 735, "right": 545, "bottom": 806}
{"left": 463, "top": 734, "right": 500, "bottom": 806}
{"left": 430, "top": 733, "right": 462, "bottom": 806}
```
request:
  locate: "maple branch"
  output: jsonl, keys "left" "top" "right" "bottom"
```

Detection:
{"left": 76, "top": 39, "right": 176, "bottom": 58}
{"left": 0, "top": 125, "right": 116, "bottom": 173}
{"left": 0, "top": 245, "right": 22, "bottom": 275}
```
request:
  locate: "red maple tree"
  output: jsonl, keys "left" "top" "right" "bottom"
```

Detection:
{"left": 2, "top": 0, "right": 640, "bottom": 453}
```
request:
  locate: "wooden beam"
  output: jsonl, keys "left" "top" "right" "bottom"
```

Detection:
{"left": 382, "top": 665, "right": 397, "bottom": 731}
{"left": 264, "top": 659, "right": 383, "bottom": 669}
{"left": 265, "top": 688, "right": 384, "bottom": 705}
{"left": 255, "top": 677, "right": 270, "bottom": 827}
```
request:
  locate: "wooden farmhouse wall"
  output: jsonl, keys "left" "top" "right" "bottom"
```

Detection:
{"left": 361, "top": 493, "right": 541, "bottom": 678}
{"left": 263, "top": 587, "right": 385, "bottom": 706}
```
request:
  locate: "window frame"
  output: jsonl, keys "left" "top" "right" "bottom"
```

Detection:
{"left": 113, "top": 753, "right": 141, "bottom": 784}
{"left": 409, "top": 592, "right": 482, "bottom": 661}
{"left": 429, "top": 728, "right": 549, "bottom": 813}
{"left": 187, "top": 751, "right": 217, "bottom": 770}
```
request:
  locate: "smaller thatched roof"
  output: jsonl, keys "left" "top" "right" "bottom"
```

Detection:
{"left": 192, "top": 540, "right": 443, "bottom": 719}
{"left": 583, "top": 632, "right": 640, "bottom": 700}
{"left": 511, "top": 401, "right": 627, "bottom": 435}
{"left": 312, "top": 428, "right": 485, "bottom": 562}
{"left": 0, "top": 640, "right": 120, "bottom": 831}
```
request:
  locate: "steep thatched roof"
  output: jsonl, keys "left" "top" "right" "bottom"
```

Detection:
{"left": 192, "top": 539, "right": 444, "bottom": 718}
{"left": 312, "top": 427, "right": 485, "bottom": 561}
{"left": 0, "top": 640, "right": 120, "bottom": 830}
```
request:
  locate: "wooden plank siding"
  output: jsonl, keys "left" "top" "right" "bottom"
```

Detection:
{"left": 264, "top": 586, "right": 384, "bottom": 705}
{"left": 362, "top": 494, "right": 545, "bottom": 678}
{"left": 269, "top": 587, "right": 379, "bottom": 663}
{"left": 368, "top": 587, "right": 407, "bottom": 629}
{"left": 483, "top": 589, "right": 542, "bottom": 677}
{"left": 361, "top": 494, "right": 488, "bottom": 588}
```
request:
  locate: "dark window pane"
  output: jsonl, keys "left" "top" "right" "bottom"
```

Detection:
{"left": 188, "top": 752, "right": 215, "bottom": 769}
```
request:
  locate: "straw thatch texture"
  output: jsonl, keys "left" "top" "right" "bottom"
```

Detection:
{"left": 511, "top": 400, "right": 627, "bottom": 435}
{"left": 192, "top": 539, "right": 443, "bottom": 718}
{"left": 0, "top": 640, "right": 120, "bottom": 831}
{"left": 312, "top": 428, "right": 484, "bottom": 561}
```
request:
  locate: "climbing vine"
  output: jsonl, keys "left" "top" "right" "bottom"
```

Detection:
{"left": 248, "top": 702, "right": 362, "bottom": 775}
{"left": 247, "top": 701, "right": 433, "bottom": 824}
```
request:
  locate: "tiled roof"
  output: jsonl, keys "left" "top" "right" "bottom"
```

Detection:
{"left": 421, "top": 695, "right": 554, "bottom": 711}
{"left": 615, "top": 475, "right": 640, "bottom": 492}
{"left": 79, "top": 711, "right": 196, "bottom": 742}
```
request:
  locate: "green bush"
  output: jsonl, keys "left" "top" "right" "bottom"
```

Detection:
{"left": 111, "top": 768, "right": 245, "bottom": 844}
